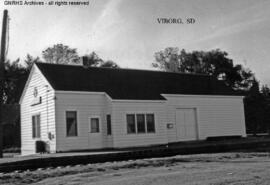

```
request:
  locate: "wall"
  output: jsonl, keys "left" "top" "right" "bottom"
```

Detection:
{"left": 104, "top": 96, "right": 113, "bottom": 148}
{"left": 111, "top": 100, "right": 168, "bottom": 148}
{"left": 20, "top": 65, "right": 56, "bottom": 155}
{"left": 163, "top": 94, "right": 246, "bottom": 143}
{"left": 54, "top": 92, "right": 112, "bottom": 151}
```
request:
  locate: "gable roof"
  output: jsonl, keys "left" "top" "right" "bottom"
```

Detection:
{"left": 35, "top": 63, "right": 237, "bottom": 100}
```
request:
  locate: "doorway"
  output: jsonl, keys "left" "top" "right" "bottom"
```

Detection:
{"left": 175, "top": 108, "right": 198, "bottom": 141}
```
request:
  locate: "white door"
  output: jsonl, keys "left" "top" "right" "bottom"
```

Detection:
{"left": 88, "top": 117, "right": 103, "bottom": 149}
{"left": 175, "top": 108, "right": 198, "bottom": 141}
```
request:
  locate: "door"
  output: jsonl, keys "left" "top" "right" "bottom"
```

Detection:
{"left": 88, "top": 117, "right": 103, "bottom": 149}
{"left": 175, "top": 108, "right": 198, "bottom": 141}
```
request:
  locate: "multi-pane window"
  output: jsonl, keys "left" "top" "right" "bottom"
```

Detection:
{"left": 32, "top": 114, "right": 41, "bottom": 138}
{"left": 90, "top": 118, "right": 100, "bottom": 133}
{"left": 136, "top": 114, "right": 146, "bottom": 133}
{"left": 107, "top": 115, "right": 112, "bottom": 135}
{"left": 66, "top": 111, "right": 78, "bottom": 137}
{"left": 127, "top": 114, "right": 136, "bottom": 134}
{"left": 126, "top": 113, "right": 155, "bottom": 134}
{"left": 146, "top": 114, "right": 155, "bottom": 133}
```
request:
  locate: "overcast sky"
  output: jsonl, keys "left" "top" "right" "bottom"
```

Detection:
{"left": 1, "top": 0, "right": 270, "bottom": 85}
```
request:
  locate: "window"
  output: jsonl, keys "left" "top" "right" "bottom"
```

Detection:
{"left": 90, "top": 118, "right": 100, "bottom": 133}
{"left": 146, "top": 114, "right": 155, "bottom": 133}
{"left": 66, "top": 111, "right": 78, "bottom": 137}
{"left": 126, "top": 113, "right": 156, "bottom": 134}
{"left": 107, "top": 115, "right": 112, "bottom": 135}
{"left": 127, "top": 114, "right": 136, "bottom": 134}
{"left": 137, "top": 114, "right": 146, "bottom": 133}
{"left": 32, "top": 114, "right": 41, "bottom": 138}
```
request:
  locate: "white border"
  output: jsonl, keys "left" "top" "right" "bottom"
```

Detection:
{"left": 89, "top": 116, "right": 101, "bottom": 134}
{"left": 65, "top": 110, "right": 79, "bottom": 138}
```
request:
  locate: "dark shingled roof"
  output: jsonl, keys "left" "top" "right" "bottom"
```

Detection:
{"left": 36, "top": 63, "right": 237, "bottom": 100}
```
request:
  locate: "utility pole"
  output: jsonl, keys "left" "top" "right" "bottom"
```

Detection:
{"left": 0, "top": 9, "right": 8, "bottom": 158}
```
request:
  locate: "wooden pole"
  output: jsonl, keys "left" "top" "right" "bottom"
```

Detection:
{"left": 0, "top": 9, "right": 8, "bottom": 158}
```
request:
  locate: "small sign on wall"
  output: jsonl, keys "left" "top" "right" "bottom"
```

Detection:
{"left": 48, "top": 132, "right": 54, "bottom": 140}
{"left": 31, "top": 87, "right": 42, "bottom": 106}
{"left": 167, "top": 123, "right": 174, "bottom": 129}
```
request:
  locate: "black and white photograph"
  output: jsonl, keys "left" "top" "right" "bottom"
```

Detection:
{"left": 0, "top": 0, "right": 270, "bottom": 184}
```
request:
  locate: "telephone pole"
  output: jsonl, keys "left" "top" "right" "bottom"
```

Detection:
{"left": 0, "top": 9, "right": 8, "bottom": 158}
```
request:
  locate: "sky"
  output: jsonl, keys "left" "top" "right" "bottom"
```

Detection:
{"left": 1, "top": 0, "right": 270, "bottom": 85}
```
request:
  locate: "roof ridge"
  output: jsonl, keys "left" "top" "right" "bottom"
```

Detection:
{"left": 35, "top": 62, "right": 211, "bottom": 77}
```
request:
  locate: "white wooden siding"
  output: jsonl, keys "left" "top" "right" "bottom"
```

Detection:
{"left": 20, "top": 65, "right": 56, "bottom": 155}
{"left": 54, "top": 92, "right": 112, "bottom": 151}
{"left": 104, "top": 96, "right": 113, "bottom": 148}
{"left": 163, "top": 95, "right": 246, "bottom": 143}
{"left": 111, "top": 101, "right": 168, "bottom": 148}
{"left": 21, "top": 65, "right": 246, "bottom": 153}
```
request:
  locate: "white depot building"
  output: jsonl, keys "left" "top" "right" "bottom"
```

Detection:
{"left": 20, "top": 63, "right": 246, "bottom": 155}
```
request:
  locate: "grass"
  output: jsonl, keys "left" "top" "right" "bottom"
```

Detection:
{"left": 0, "top": 152, "right": 270, "bottom": 185}
{"left": 1, "top": 137, "right": 270, "bottom": 172}
{"left": 1, "top": 137, "right": 270, "bottom": 184}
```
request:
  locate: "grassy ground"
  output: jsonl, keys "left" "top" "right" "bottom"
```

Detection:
{"left": 1, "top": 152, "right": 270, "bottom": 185}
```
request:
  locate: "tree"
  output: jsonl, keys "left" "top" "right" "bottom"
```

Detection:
{"left": 42, "top": 44, "right": 80, "bottom": 64}
{"left": 153, "top": 48, "right": 254, "bottom": 91}
{"left": 153, "top": 47, "right": 180, "bottom": 72}
{"left": 2, "top": 54, "right": 41, "bottom": 104}
{"left": 244, "top": 79, "right": 269, "bottom": 135}
{"left": 81, "top": 52, "right": 103, "bottom": 67}
{"left": 261, "top": 85, "right": 270, "bottom": 97}
{"left": 82, "top": 52, "right": 120, "bottom": 68}
{"left": 100, "top": 60, "right": 119, "bottom": 68}
{"left": 3, "top": 59, "right": 28, "bottom": 104}
{"left": 24, "top": 54, "right": 42, "bottom": 71}
{"left": 260, "top": 85, "right": 270, "bottom": 134}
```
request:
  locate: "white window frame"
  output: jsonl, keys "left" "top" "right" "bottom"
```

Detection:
{"left": 65, "top": 110, "right": 78, "bottom": 137}
{"left": 146, "top": 114, "right": 156, "bottom": 133}
{"left": 32, "top": 113, "right": 41, "bottom": 139}
{"left": 126, "top": 114, "right": 137, "bottom": 134}
{"left": 136, "top": 114, "right": 146, "bottom": 134}
{"left": 126, "top": 112, "right": 156, "bottom": 134}
{"left": 89, "top": 116, "right": 100, "bottom": 133}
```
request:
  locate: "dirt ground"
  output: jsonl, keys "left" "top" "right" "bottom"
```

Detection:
{"left": 1, "top": 152, "right": 270, "bottom": 185}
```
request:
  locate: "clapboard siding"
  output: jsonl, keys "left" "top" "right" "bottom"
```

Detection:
{"left": 111, "top": 101, "right": 168, "bottom": 148}
{"left": 20, "top": 65, "right": 56, "bottom": 155}
{"left": 20, "top": 63, "right": 247, "bottom": 154}
{"left": 54, "top": 92, "right": 112, "bottom": 151}
{"left": 104, "top": 97, "right": 113, "bottom": 148}
{"left": 163, "top": 95, "right": 246, "bottom": 142}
